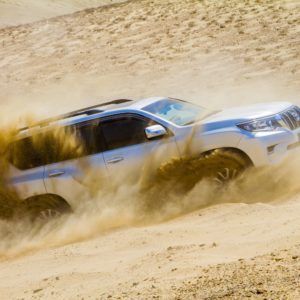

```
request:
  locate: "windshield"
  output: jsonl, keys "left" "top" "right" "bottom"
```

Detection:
{"left": 142, "top": 98, "right": 208, "bottom": 126}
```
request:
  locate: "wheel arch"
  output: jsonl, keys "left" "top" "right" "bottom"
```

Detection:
{"left": 201, "top": 147, "right": 254, "bottom": 167}
{"left": 23, "top": 193, "right": 72, "bottom": 212}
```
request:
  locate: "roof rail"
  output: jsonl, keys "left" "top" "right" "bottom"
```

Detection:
{"left": 19, "top": 99, "right": 132, "bottom": 132}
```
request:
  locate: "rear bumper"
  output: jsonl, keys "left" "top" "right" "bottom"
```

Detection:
{"left": 238, "top": 128, "right": 300, "bottom": 167}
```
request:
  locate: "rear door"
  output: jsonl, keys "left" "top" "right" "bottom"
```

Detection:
{"left": 43, "top": 120, "right": 108, "bottom": 209}
{"left": 100, "top": 114, "right": 180, "bottom": 186}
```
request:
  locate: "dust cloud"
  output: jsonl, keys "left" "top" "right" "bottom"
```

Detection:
{"left": 0, "top": 59, "right": 299, "bottom": 258}
{"left": 0, "top": 109, "right": 299, "bottom": 260}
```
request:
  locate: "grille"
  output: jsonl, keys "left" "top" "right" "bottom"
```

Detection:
{"left": 280, "top": 107, "right": 300, "bottom": 130}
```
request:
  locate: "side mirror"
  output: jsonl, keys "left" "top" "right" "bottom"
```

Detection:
{"left": 145, "top": 125, "right": 167, "bottom": 139}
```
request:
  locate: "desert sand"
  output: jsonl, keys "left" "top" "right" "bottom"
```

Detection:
{"left": 0, "top": 0, "right": 127, "bottom": 28}
{"left": 0, "top": 0, "right": 300, "bottom": 299}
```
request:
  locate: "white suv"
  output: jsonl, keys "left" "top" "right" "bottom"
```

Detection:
{"left": 6, "top": 97, "right": 300, "bottom": 218}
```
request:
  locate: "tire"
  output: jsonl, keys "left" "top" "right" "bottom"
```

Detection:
{"left": 20, "top": 194, "right": 71, "bottom": 222}
{"left": 155, "top": 148, "right": 252, "bottom": 192}
{"left": 203, "top": 149, "right": 252, "bottom": 185}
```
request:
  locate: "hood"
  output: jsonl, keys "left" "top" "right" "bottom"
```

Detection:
{"left": 202, "top": 102, "right": 293, "bottom": 123}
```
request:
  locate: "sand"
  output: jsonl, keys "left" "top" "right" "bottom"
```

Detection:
{"left": 0, "top": 0, "right": 300, "bottom": 299}
{"left": 0, "top": 0, "right": 127, "bottom": 28}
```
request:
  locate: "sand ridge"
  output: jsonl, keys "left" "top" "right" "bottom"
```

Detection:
{"left": 0, "top": 0, "right": 128, "bottom": 28}
{"left": 0, "top": 0, "right": 299, "bottom": 120}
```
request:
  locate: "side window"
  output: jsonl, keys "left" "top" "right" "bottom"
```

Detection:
{"left": 8, "top": 137, "right": 44, "bottom": 170}
{"left": 8, "top": 122, "right": 104, "bottom": 170}
{"left": 101, "top": 116, "right": 154, "bottom": 151}
{"left": 8, "top": 128, "right": 82, "bottom": 170}
{"left": 75, "top": 121, "right": 104, "bottom": 155}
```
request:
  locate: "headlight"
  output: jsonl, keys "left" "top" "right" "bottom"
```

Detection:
{"left": 237, "top": 115, "right": 283, "bottom": 132}
{"left": 290, "top": 108, "right": 300, "bottom": 122}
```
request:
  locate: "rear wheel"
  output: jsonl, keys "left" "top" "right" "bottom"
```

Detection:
{"left": 213, "top": 167, "right": 239, "bottom": 184}
{"left": 37, "top": 208, "right": 62, "bottom": 221}
{"left": 21, "top": 194, "right": 71, "bottom": 222}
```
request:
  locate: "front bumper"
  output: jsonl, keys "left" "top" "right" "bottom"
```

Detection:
{"left": 238, "top": 128, "right": 300, "bottom": 166}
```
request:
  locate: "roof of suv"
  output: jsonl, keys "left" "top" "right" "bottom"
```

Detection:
{"left": 18, "top": 97, "right": 166, "bottom": 133}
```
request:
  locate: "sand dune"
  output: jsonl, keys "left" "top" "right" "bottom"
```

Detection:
{"left": 0, "top": 0, "right": 299, "bottom": 121}
{"left": 0, "top": 0, "right": 127, "bottom": 28}
{"left": 0, "top": 0, "right": 300, "bottom": 299}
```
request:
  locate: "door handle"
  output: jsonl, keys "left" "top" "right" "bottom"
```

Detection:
{"left": 107, "top": 157, "right": 124, "bottom": 164}
{"left": 48, "top": 170, "right": 65, "bottom": 177}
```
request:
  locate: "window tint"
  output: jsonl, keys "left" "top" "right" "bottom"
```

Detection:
{"left": 101, "top": 116, "right": 153, "bottom": 151}
{"left": 8, "top": 122, "right": 104, "bottom": 170}
{"left": 76, "top": 121, "right": 104, "bottom": 155}
{"left": 8, "top": 137, "right": 44, "bottom": 170}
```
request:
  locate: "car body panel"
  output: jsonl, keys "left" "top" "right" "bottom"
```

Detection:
{"left": 238, "top": 127, "right": 300, "bottom": 166}
{"left": 7, "top": 165, "right": 46, "bottom": 199}
{"left": 43, "top": 153, "right": 107, "bottom": 209}
{"left": 102, "top": 135, "right": 180, "bottom": 185}
{"left": 202, "top": 102, "right": 293, "bottom": 123}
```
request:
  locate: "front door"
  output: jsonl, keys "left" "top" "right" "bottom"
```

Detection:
{"left": 100, "top": 114, "right": 180, "bottom": 187}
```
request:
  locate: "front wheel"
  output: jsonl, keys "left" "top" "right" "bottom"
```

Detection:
{"left": 152, "top": 148, "right": 252, "bottom": 195}
{"left": 203, "top": 149, "right": 252, "bottom": 185}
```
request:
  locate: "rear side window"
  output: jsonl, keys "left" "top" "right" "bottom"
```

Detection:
{"left": 76, "top": 121, "right": 104, "bottom": 155}
{"left": 8, "top": 137, "right": 44, "bottom": 170}
{"left": 8, "top": 122, "right": 104, "bottom": 170}
{"left": 101, "top": 116, "right": 153, "bottom": 151}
